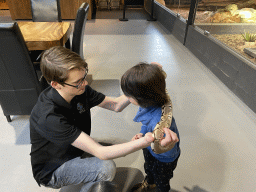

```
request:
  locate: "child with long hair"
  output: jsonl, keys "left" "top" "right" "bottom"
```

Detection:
{"left": 121, "top": 63, "right": 180, "bottom": 192}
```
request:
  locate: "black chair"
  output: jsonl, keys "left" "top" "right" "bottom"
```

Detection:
{"left": 30, "top": 0, "right": 62, "bottom": 22}
{"left": 72, "top": 2, "right": 89, "bottom": 60}
{"left": 109, "top": 0, "right": 120, "bottom": 10}
{"left": 97, "top": 0, "right": 110, "bottom": 10}
{"left": 0, "top": 22, "right": 46, "bottom": 122}
{"left": 29, "top": 0, "right": 69, "bottom": 61}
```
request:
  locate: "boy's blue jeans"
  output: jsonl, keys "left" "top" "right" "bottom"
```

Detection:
{"left": 44, "top": 156, "right": 116, "bottom": 192}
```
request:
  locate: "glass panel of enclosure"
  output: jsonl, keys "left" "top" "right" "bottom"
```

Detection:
{"left": 194, "top": 0, "right": 256, "bottom": 64}
{"left": 163, "top": 0, "right": 189, "bottom": 20}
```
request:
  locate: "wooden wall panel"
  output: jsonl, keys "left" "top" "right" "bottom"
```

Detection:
{"left": 6, "top": 0, "right": 92, "bottom": 20}
{"left": 6, "top": 0, "right": 32, "bottom": 20}
{"left": 60, "top": 0, "right": 92, "bottom": 20}
{"left": 0, "top": 0, "right": 9, "bottom": 10}
{"left": 60, "top": 0, "right": 76, "bottom": 19}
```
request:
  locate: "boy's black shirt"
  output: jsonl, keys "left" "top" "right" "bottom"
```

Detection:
{"left": 29, "top": 85, "right": 105, "bottom": 186}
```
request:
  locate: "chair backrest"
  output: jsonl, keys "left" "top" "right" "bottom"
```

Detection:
{"left": 0, "top": 22, "right": 42, "bottom": 117}
{"left": 30, "top": 0, "right": 62, "bottom": 22}
{"left": 110, "top": 0, "right": 120, "bottom": 9}
{"left": 98, "top": 0, "right": 109, "bottom": 10}
{"left": 72, "top": 2, "right": 89, "bottom": 60}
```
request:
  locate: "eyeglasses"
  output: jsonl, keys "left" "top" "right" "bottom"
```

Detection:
{"left": 63, "top": 73, "right": 87, "bottom": 89}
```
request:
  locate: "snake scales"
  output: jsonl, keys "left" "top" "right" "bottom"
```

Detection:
{"left": 151, "top": 89, "right": 174, "bottom": 154}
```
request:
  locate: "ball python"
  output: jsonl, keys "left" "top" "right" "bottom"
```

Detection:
{"left": 151, "top": 90, "right": 174, "bottom": 154}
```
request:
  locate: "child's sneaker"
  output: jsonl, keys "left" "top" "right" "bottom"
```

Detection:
{"left": 131, "top": 179, "right": 156, "bottom": 192}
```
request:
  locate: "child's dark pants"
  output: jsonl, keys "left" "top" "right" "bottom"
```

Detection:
{"left": 143, "top": 148, "right": 179, "bottom": 192}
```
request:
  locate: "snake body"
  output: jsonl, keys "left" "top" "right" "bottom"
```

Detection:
{"left": 151, "top": 90, "right": 173, "bottom": 154}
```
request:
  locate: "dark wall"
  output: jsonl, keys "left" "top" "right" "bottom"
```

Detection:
{"left": 126, "top": 0, "right": 144, "bottom": 6}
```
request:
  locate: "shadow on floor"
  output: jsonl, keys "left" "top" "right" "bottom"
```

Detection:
{"left": 113, "top": 167, "right": 144, "bottom": 192}
{"left": 184, "top": 185, "right": 210, "bottom": 192}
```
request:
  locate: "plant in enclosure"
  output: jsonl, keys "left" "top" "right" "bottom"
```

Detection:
{"left": 241, "top": 31, "right": 256, "bottom": 42}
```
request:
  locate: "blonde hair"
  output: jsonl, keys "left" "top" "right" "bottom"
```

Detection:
{"left": 40, "top": 46, "right": 88, "bottom": 84}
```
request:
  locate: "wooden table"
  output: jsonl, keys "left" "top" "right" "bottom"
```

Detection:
{"left": 18, "top": 22, "right": 72, "bottom": 51}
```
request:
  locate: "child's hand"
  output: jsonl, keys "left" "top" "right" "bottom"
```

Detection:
{"left": 150, "top": 62, "right": 167, "bottom": 78}
{"left": 131, "top": 133, "right": 144, "bottom": 141}
{"left": 144, "top": 132, "right": 154, "bottom": 144}
{"left": 150, "top": 62, "right": 163, "bottom": 68}
{"left": 160, "top": 128, "right": 179, "bottom": 148}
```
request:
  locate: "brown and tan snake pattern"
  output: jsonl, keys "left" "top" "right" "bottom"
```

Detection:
{"left": 151, "top": 90, "right": 174, "bottom": 154}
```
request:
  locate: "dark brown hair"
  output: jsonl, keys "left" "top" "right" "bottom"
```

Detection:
{"left": 121, "top": 62, "right": 168, "bottom": 108}
{"left": 40, "top": 46, "right": 88, "bottom": 84}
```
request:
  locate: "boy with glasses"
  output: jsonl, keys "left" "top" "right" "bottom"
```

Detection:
{"left": 29, "top": 46, "right": 179, "bottom": 191}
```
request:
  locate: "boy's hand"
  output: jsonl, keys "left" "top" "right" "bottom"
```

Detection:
{"left": 160, "top": 128, "right": 179, "bottom": 147}
{"left": 131, "top": 133, "right": 144, "bottom": 141}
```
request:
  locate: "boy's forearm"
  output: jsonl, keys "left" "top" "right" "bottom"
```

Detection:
{"left": 72, "top": 132, "right": 153, "bottom": 160}
{"left": 97, "top": 95, "right": 130, "bottom": 112}
{"left": 114, "top": 95, "right": 130, "bottom": 112}
{"left": 96, "top": 137, "right": 150, "bottom": 160}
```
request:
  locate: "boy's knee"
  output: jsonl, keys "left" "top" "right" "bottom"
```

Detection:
{"left": 100, "top": 160, "right": 116, "bottom": 181}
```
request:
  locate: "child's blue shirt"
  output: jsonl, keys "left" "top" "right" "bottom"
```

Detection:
{"left": 133, "top": 106, "right": 180, "bottom": 163}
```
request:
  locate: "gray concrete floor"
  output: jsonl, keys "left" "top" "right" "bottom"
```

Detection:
{"left": 0, "top": 18, "right": 256, "bottom": 192}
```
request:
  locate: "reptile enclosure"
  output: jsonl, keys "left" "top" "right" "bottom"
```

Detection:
{"left": 145, "top": 0, "right": 256, "bottom": 113}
